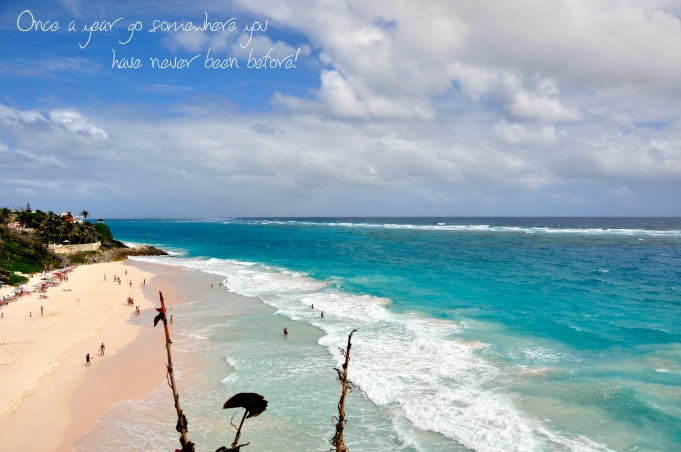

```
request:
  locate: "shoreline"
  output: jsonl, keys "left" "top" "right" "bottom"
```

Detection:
{"left": 0, "top": 260, "right": 186, "bottom": 452}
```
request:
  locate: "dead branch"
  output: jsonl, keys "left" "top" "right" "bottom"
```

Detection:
{"left": 330, "top": 329, "right": 357, "bottom": 452}
{"left": 154, "top": 291, "right": 194, "bottom": 452}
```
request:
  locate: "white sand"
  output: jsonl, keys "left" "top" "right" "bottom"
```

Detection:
{"left": 0, "top": 261, "right": 174, "bottom": 451}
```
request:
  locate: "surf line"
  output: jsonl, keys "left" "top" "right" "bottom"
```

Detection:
{"left": 148, "top": 12, "right": 237, "bottom": 33}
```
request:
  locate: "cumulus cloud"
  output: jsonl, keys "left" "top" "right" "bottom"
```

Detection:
{"left": 49, "top": 110, "right": 109, "bottom": 139}
{"left": 229, "top": 0, "right": 681, "bottom": 125}
{"left": 3, "top": 0, "right": 681, "bottom": 215}
{"left": 0, "top": 103, "right": 45, "bottom": 127}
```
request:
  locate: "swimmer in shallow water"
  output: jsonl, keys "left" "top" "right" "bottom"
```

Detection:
{"left": 283, "top": 327, "right": 288, "bottom": 337}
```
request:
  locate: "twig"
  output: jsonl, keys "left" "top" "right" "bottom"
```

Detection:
{"left": 330, "top": 329, "right": 357, "bottom": 452}
{"left": 155, "top": 291, "right": 194, "bottom": 452}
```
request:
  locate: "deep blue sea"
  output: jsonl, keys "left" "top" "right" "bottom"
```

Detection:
{"left": 97, "top": 218, "right": 681, "bottom": 451}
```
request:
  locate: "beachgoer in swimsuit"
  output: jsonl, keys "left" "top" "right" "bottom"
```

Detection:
{"left": 283, "top": 327, "right": 288, "bottom": 336}
{"left": 100, "top": 343, "right": 105, "bottom": 356}
{"left": 104, "top": 275, "right": 106, "bottom": 281}
{"left": 321, "top": 311, "right": 324, "bottom": 318}
{"left": 170, "top": 315, "right": 173, "bottom": 324}
{"left": 86, "top": 353, "right": 90, "bottom": 366}
{"left": 41, "top": 306, "right": 43, "bottom": 316}
{"left": 311, "top": 304, "right": 314, "bottom": 309}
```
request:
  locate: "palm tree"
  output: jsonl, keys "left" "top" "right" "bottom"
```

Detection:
{"left": 66, "top": 222, "right": 75, "bottom": 245}
{"left": 0, "top": 207, "right": 11, "bottom": 225}
{"left": 80, "top": 209, "right": 89, "bottom": 221}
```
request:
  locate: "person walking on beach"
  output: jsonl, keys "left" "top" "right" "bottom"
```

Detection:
{"left": 1, "top": 312, "right": 4, "bottom": 319}
{"left": 104, "top": 275, "right": 106, "bottom": 281}
{"left": 125, "top": 270, "right": 127, "bottom": 276}
{"left": 170, "top": 315, "right": 173, "bottom": 324}
{"left": 118, "top": 278, "right": 121, "bottom": 285}
{"left": 41, "top": 306, "right": 43, "bottom": 316}
{"left": 100, "top": 343, "right": 105, "bottom": 356}
{"left": 85, "top": 353, "right": 91, "bottom": 366}
{"left": 129, "top": 280, "right": 132, "bottom": 287}
{"left": 29, "top": 312, "right": 32, "bottom": 317}
{"left": 211, "top": 283, "right": 214, "bottom": 288}
{"left": 283, "top": 327, "right": 288, "bottom": 337}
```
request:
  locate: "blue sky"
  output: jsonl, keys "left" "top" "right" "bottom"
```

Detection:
{"left": 1, "top": 0, "right": 681, "bottom": 217}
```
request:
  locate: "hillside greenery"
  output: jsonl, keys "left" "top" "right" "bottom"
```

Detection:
{"left": 0, "top": 204, "right": 126, "bottom": 286}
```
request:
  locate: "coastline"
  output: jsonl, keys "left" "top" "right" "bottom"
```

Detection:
{"left": 0, "top": 260, "right": 186, "bottom": 452}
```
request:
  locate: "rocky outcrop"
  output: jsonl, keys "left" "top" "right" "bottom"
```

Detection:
{"left": 64, "top": 245, "right": 169, "bottom": 266}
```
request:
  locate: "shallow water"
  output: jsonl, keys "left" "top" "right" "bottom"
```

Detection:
{"left": 77, "top": 218, "right": 681, "bottom": 451}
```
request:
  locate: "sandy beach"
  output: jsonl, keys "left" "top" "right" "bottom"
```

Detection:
{"left": 0, "top": 260, "right": 183, "bottom": 452}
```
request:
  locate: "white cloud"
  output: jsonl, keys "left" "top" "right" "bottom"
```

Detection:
{"left": 49, "top": 110, "right": 109, "bottom": 139}
{"left": 0, "top": 104, "right": 45, "bottom": 127}
{"left": 4, "top": 0, "right": 681, "bottom": 215}
{"left": 228, "top": 0, "right": 681, "bottom": 124}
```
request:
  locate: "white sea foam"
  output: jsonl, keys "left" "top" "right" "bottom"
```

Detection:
{"left": 520, "top": 347, "right": 582, "bottom": 363}
{"left": 223, "top": 220, "right": 681, "bottom": 237}
{"left": 131, "top": 254, "right": 613, "bottom": 451}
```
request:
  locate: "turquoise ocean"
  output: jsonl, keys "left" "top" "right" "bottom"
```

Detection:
{"left": 75, "top": 218, "right": 681, "bottom": 451}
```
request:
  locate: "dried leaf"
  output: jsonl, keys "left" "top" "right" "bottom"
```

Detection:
{"left": 222, "top": 393, "right": 268, "bottom": 418}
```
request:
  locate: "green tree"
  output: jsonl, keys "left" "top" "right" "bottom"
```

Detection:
{"left": 66, "top": 222, "right": 75, "bottom": 244}
{"left": 0, "top": 207, "right": 11, "bottom": 225}
{"left": 80, "top": 209, "right": 89, "bottom": 221}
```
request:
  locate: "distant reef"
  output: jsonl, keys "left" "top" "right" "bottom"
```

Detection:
{"left": 0, "top": 205, "right": 167, "bottom": 285}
